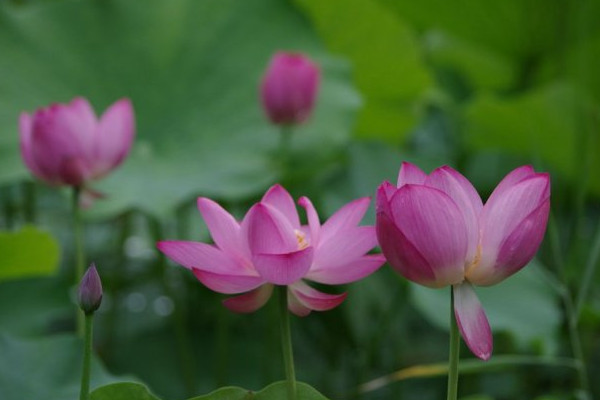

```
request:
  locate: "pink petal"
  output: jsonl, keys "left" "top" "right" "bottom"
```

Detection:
{"left": 426, "top": 166, "right": 483, "bottom": 263}
{"left": 397, "top": 161, "right": 427, "bottom": 187}
{"left": 471, "top": 175, "right": 550, "bottom": 286}
{"left": 252, "top": 247, "right": 314, "bottom": 285}
{"left": 243, "top": 203, "right": 298, "bottom": 255}
{"left": 197, "top": 197, "right": 249, "bottom": 261}
{"left": 375, "top": 181, "right": 396, "bottom": 217}
{"left": 261, "top": 184, "right": 301, "bottom": 229}
{"left": 288, "top": 289, "right": 312, "bottom": 317}
{"left": 484, "top": 165, "right": 537, "bottom": 204}
{"left": 312, "top": 226, "right": 378, "bottom": 270}
{"left": 19, "top": 112, "right": 46, "bottom": 180}
{"left": 193, "top": 270, "right": 265, "bottom": 294}
{"left": 388, "top": 185, "right": 467, "bottom": 287}
{"left": 376, "top": 210, "right": 437, "bottom": 286}
{"left": 223, "top": 284, "right": 274, "bottom": 313}
{"left": 320, "top": 197, "right": 371, "bottom": 244}
{"left": 306, "top": 254, "right": 385, "bottom": 284}
{"left": 95, "top": 98, "right": 135, "bottom": 175}
{"left": 289, "top": 281, "right": 347, "bottom": 311}
{"left": 157, "top": 240, "right": 254, "bottom": 276}
{"left": 58, "top": 156, "right": 90, "bottom": 186}
{"left": 453, "top": 283, "right": 492, "bottom": 360}
{"left": 298, "top": 196, "right": 320, "bottom": 247}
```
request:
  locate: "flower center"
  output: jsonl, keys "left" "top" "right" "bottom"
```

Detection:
{"left": 294, "top": 229, "right": 309, "bottom": 250}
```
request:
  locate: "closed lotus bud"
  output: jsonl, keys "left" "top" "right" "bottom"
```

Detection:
{"left": 19, "top": 97, "right": 135, "bottom": 187}
{"left": 260, "top": 52, "right": 320, "bottom": 125}
{"left": 78, "top": 264, "right": 103, "bottom": 315}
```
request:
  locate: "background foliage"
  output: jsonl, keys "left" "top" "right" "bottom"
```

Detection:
{"left": 0, "top": 0, "right": 599, "bottom": 399}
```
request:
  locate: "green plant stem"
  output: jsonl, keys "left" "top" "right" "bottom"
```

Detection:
{"left": 279, "top": 125, "right": 292, "bottom": 181}
{"left": 79, "top": 313, "right": 93, "bottom": 400}
{"left": 447, "top": 287, "right": 459, "bottom": 400}
{"left": 73, "top": 186, "right": 85, "bottom": 337}
{"left": 277, "top": 285, "right": 297, "bottom": 400}
{"left": 574, "top": 221, "right": 600, "bottom": 320}
{"left": 22, "top": 180, "right": 36, "bottom": 224}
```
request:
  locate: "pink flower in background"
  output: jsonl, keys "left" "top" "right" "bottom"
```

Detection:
{"left": 376, "top": 163, "right": 550, "bottom": 360}
{"left": 260, "top": 52, "right": 320, "bottom": 125}
{"left": 19, "top": 97, "right": 135, "bottom": 188}
{"left": 158, "top": 184, "right": 384, "bottom": 316}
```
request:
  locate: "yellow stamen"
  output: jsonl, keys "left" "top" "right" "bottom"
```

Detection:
{"left": 294, "top": 229, "right": 309, "bottom": 250}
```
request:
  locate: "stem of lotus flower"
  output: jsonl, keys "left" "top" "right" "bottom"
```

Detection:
{"left": 277, "top": 285, "right": 297, "bottom": 400}
{"left": 447, "top": 287, "right": 460, "bottom": 400}
{"left": 279, "top": 125, "right": 292, "bottom": 180}
{"left": 79, "top": 313, "right": 93, "bottom": 400}
{"left": 73, "top": 186, "right": 86, "bottom": 337}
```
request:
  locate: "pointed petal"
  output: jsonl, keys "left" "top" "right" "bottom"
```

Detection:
{"left": 388, "top": 185, "right": 467, "bottom": 286}
{"left": 95, "top": 98, "right": 135, "bottom": 174}
{"left": 223, "top": 284, "right": 274, "bottom": 313}
{"left": 261, "top": 184, "right": 300, "bottom": 228}
{"left": 320, "top": 197, "right": 371, "bottom": 244}
{"left": 288, "top": 289, "right": 312, "bottom": 317}
{"left": 426, "top": 166, "right": 483, "bottom": 262}
{"left": 197, "top": 197, "right": 249, "bottom": 260}
{"left": 472, "top": 175, "right": 550, "bottom": 285}
{"left": 306, "top": 254, "right": 385, "bottom": 284}
{"left": 485, "top": 165, "right": 538, "bottom": 204}
{"left": 312, "top": 226, "right": 378, "bottom": 270}
{"left": 157, "top": 240, "right": 254, "bottom": 275}
{"left": 289, "top": 281, "right": 347, "bottom": 311}
{"left": 375, "top": 181, "right": 396, "bottom": 216}
{"left": 192, "top": 270, "right": 265, "bottom": 294}
{"left": 243, "top": 203, "right": 297, "bottom": 255}
{"left": 298, "top": 196, "right": 320, "bottom": 246}
{"left": 453, "top": 283, "right": 492, "bottom": 360}
{"left": 397, "top": 161, "right": 427, "bottom": 187}
{"left": 253, "top": 247, "right": 314, "bottom": 285}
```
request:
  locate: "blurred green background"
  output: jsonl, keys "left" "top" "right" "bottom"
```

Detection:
{"left": 0, "top": 0, "right": 599, "bottom": 399}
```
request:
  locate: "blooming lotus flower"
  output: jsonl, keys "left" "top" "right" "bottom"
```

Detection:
{"left": 260, "top": 52, "right": 320, "bottom": 125}
{"left": 158, "top": 184, "right": 385, "bottom": 316}
{"left": 19, "top": 97, "right": 135, "bottom": 188}
{"left": 376, "top": 162, "right": 550, "bottom": 360}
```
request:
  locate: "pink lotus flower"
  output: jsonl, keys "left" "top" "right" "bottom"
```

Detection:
{"left": 376, "top": 162, "right": 550, "bottom": 360}
{"left": 19, "top": 97, "right": 135, "bottom": 188}
{"left": 158, "top": 184, "right": 385, "bottom": 316}
{"left": 260, "top": 52, "right": 320, "bottom": 125}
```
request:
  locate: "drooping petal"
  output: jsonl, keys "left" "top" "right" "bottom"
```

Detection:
{"left": 319, "top": 197, "right": 371, "bottom": 244}
{"left": 157, "top": 240, "right": 254, "bottom": 276}
{"left": 223, "top": 284, "right": 274, "bottom": 313}
{"left": 193, "top": 270, "right": 265, "bottom": 294}
{"left": 426, "top": 166, "right": 483, "bottom": 263}
{"left": 453, "top": 283, "right": 492, "bottom": 361}
{"left": 288, "top": 289, "right": 312, "bottom": 317}
{"left": 298, "top": 196, "right": 320, "bottom": 247}
{"left": 252, "top": 247, "right": 314, "bottom": 285}
{"left": 471, "top": 175, "right": 550, "bottom": 285}
{"left": 261, "top": 184, "right": 301, "bottom": 228}
{"left": 243, "top": 203, "right": 298, "bottom": 255}
{"left": 312, "top": 226, "right": 378, "bottom": 270}
{"left": 306, "top": 254, "right": 385, "bottom": 284}
{"left": 376, "top": 211, "right": 437, "bottom": 286}
{"left": 289, "top": 281, "right": 347, "bottom": 311}
{"left": 95, "top": 98, "right": 135, "bottom": 175}
{"left": 388, "top": 185, "right": 467, "bottom": 287}
{"left": 197, "top": 197, "right": 249, "bottom": 261}
{"left": 397, "top": 161, "right": 427, "bottom": 187}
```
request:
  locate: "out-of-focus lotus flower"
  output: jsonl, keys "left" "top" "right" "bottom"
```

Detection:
{"left": 376, "top": 163, "right": 550, "bottom": 360}
{"left": 260, "top": 52, "right": 320, "bottom": 125}
{"left": 19, "top": 97, "right": 135, "bottom": 188}
{"left": 78, "top": 263, "right": 103, "bottom": 315}
{"left": 158, "top": 184, "right": 384, "bottom": 316}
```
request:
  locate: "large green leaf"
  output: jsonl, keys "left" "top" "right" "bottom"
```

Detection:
{"left": 411, "top": 262, "right": 562, "bottom": 353}
{"left": 91, "top": 381, "right": 329, "bottom": 400}
{"left": 294, "top": 0, "right": 431, "bottom": 144}
{"left": 0, "top": 225, "right": 60, "bottom": 282}
{"left": 0, "top": 0, "right": 359, "bottom": 219}
{"left": 0, "top": 333, "right": 125, "bottom": 400}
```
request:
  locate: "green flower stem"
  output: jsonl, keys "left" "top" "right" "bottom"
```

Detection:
{"left": 79, "top": 313, "right": 93, "bottom": 400}
{"left": 279, "top": 125, "right": 292, "bottom": 180}
{"left": 277, "top": 285, "right": 297, "bottom": 400}
{"left": 447, "top": 287, "right": 460, "bottom": 400}
{"left": 73, "top": 186, "right": 86, "bottom": 337}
